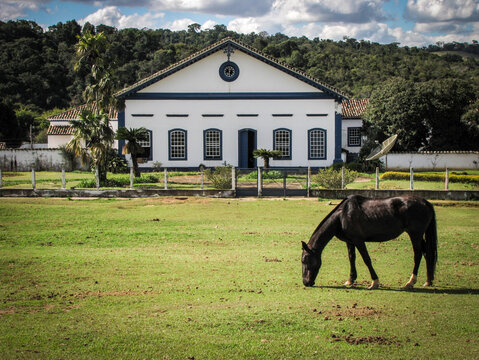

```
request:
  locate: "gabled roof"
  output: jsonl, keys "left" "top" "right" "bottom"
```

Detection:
{"left": 47, "top": 125, "right": 74, "bottom": 136}
{"left": 115, "top": 37, "right": 348, "bottom": 101}
{"left": 47, "top": 103, "right": 118, "bottom": 121}
{"left": 342, "top": 98, "right": 369, "bottom": 119}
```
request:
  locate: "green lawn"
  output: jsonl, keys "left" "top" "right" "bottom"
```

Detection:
{"left": 0, "top": 198, "right": 478, "bottom": 359}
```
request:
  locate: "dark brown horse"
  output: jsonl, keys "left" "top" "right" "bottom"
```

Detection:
{"left": 301, "top": 195, "right": 437, "bottom": 289}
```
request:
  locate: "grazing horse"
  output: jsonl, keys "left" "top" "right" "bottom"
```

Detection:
{"left": 301, "top": 195, "right": 437, "bottom": 289}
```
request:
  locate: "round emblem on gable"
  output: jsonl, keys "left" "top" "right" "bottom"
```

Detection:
{"left": 219, "top": 61, "right": 240, "bottom": 82}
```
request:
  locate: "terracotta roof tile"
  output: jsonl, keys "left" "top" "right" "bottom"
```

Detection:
{"left": 46, "top": 125, "right": 74, "bottom": 136}
{"left": 342, "top": 98, "right": 369, "bottom": 119}
{"left": 47, "top": 104, "right": 118, "bottom": 121}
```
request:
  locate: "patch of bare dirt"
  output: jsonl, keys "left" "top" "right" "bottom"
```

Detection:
{"left": 355, "top": 177, "right": 372, "bottom": 183}
{"left": 343, "top": 335, "right": 399, "bottom": 345}
{"left": 313, "top": 303, "right": 382, "bottom": 321}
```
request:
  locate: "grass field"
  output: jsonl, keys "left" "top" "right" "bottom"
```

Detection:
{"left": 0, "top": 197, "right": 478, "bottom": 359}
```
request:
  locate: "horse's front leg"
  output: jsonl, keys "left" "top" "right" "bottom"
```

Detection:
{"left": 355, "top": 241, "right": 379, "bottom": 290}
{"left": 344, "top": 242, "right": 357, "bottom": 286}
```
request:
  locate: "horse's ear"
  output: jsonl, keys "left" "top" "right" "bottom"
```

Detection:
{"left": 302, "top": 241, "right": 312, "bottom": 254}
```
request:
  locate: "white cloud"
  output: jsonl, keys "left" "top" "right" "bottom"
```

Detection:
{"left": 228, "top": 17, "right": 264, "bottom": 34}
{"left": 79, "top": 6, "right": 164, "bottom": 29}
{"left": 405, "top": 0, "right": 479, "bottom": 22}
{"left": 202, "top": 19, "right": 218, "bottom": 30}
{"left": 270, "top": 0, "right": 387, "bottom": 24}
{"left": 163, "top": 17, "right": 196, "bottom": 31}
{"left": 0, "top": 1, "right": 40, "bottom": 21}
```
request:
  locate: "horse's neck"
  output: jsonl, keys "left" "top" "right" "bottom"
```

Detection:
{"left": 309, "top": 214, "right": 337, "bottom": 253}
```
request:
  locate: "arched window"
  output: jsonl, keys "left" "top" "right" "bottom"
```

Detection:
{"left": 308, "top": 128, "right": 327, "bottom": 160}
{"left": 204, "top": 129, "right": 222, "bottom": 161}
{"left": 273, "top": 128, "right": 292, "bottom": 160}
{"left": 168, "top": 129, "right": 187, "bottom": 160}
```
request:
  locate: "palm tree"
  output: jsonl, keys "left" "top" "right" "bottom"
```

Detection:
{"left": 67, "top": 109, "right": 114, "bottom": 182}
{"left": 253, "top": 149, "right": 282, "bottom": 169}
{"left": 116, "top": 127, "right": 149, "bottom": 177}
{"left": 69, "top": 30, "right": 121, "bottom": 184}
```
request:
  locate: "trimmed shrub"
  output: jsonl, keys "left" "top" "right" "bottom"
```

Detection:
{"left": 77, "top": 174, "right": 159, "bottom": 188}
{"left": 380, "top": 171, "right": 479, "bottom": 184}
{"left": 205, "top": 165, "right": 233, "bottom": 189}
{"left": 311, "top": 167, "right": 358, "bottom": 189}
{"left": 245, "top": 170, "right": 283, "bottom": 180}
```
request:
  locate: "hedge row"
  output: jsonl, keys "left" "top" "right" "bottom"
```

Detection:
{"left": 380, "top": 171, "right": 479, "bottom": 184}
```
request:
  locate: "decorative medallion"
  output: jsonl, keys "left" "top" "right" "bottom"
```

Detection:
{"left": 219, "top": 61, "right": 240, "bottom": 82}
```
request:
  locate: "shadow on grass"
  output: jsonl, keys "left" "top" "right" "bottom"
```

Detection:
{"left": 316, "top": 285, "right": 479, "bottom": 295}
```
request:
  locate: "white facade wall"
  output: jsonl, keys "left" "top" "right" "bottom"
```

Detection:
{"left": 125, "top": 99, "right": 336, "bottom": 168}
{"left": 141, "top": 51, "right": 317, "bottom": 94}
{"left": 48, "top": 135, "right": 73, "bottom": 149}
{"left": 383, "top": 152, "right": 479, "bottom": 170}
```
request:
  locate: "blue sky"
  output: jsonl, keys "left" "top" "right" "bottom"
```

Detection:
{"left": 2, "top": 0, "right": 478, "bottom": 46}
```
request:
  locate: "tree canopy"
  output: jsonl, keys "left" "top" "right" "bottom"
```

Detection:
{"left": 362, "top": 78, "right": 479, "bottom": 153}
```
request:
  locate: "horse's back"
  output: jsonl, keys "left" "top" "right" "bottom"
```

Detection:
{"left": 339, "top": 195, "right": 434, "bottom": 241}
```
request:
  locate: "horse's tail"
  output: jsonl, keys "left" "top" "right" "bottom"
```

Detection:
{"left": 424, "top": 205, "right": 438, "bottom": 282}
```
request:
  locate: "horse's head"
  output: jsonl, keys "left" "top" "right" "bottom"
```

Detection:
{"left": 301, "top": 241, "right": 321, "bottom": 287}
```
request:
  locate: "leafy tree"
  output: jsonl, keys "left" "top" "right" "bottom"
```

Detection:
{"left": 0, "top": 101, "right": 22, "bottom": 147}
{"left": 362, "top": 78, "right": 478, "bottom": 152}
{"left": 115, "top": 127, "right": 149, "bottom": 177}
{"left": 253, "top": 149, "right": 282, "bottom": 168}
{"left": 362, "top": 78, "right": 430, "bottom": 152}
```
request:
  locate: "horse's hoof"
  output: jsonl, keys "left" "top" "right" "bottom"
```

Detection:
{"left": 368, "top": 280, "right": 379, "bottom": 290}
{"left": 344, "top": 280, "right": 354, "bottom": 286}
{"left": 403, "top": 283, "right": 414, "bottom": 290}
{"left": 423, "top": 281, "right": 432, "bottom": 287}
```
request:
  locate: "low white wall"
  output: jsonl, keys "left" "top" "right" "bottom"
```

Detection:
{"left": 1, "top": 149, "right": 72, "bottom": 171}
{"left": 383, "top": 152, "right": 479, "bottom": 170}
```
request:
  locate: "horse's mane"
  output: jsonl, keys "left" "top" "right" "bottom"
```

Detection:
{"left": 310, "top": 197, "right": 348, "bottom": 238}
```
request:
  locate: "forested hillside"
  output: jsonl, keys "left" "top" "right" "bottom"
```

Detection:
{"left": 1, "top": 19, "right": 479, "bottom": 147}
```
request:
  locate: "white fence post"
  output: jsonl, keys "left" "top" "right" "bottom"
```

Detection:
{"left": 410, "top": 167, "right": 414, "bottom": 190}
{"left": 130, "top": 166, "right": 134, "bottom": 190}
{"left": 341, "top": 166, "right": 345, "bottom": 190}
{"left": 231, "top": 167, "right": 236, "bottom": 191}
{"left": 0, "top": 168, "right": 2, "bottom": 188}
{"left": 445, "top": 168, "right": 449, "bottom": 190}
{"left": 32, "top": 168, "right": 36, "bottom": 189}
{"left": 164, "top": 168, "right": 168, "bottom": 190}
{"left": 201, "top": 168, "right": 204, "bottom": 190}
{"left": 375, "top": 167, "right": 379, "bottom": 190}
{"left": 307, "top": 167, "right": 311, "bottom": 197}
{"left": 257, "top": 167, "right": 262, "bottom": 197}
{"left": 61, "top": 168, "right": 66, "bottom": 189}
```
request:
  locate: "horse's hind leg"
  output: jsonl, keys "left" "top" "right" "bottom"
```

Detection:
{"left": 355, "top": 242, "right": 379, "bottom": 289}
{"left": 404, "top": 234, "right": 422, "bottom": 290}
{"left": 345, "top": 242, "right": 357, "bottom": 286}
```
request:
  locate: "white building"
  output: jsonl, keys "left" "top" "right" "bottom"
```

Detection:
{"left": 47, "top": 104, "right": 118, "bottom": 149}
{"left": 115, "top": 38, "right": 349, "bottom": 169}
